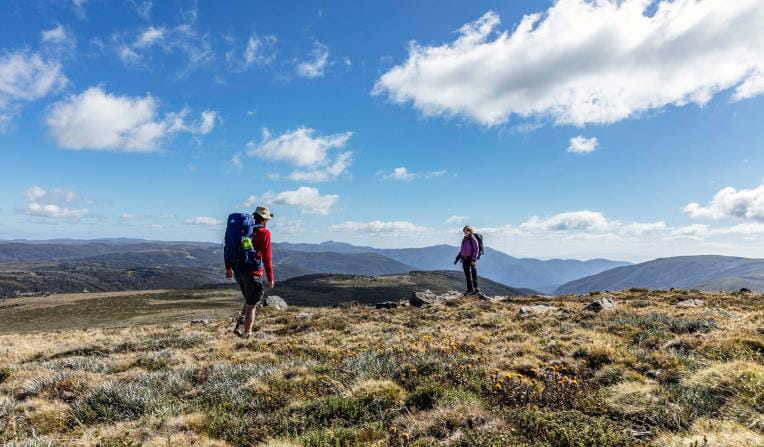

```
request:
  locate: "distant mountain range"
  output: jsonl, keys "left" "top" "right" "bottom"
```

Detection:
{"left": 555, "top": 255, "right": 764, "bottom": 294}
{"left": 276, "top": 241, "right": 630, "bottom": 292}
{"left": 0, "top": 239, "right": 629, "bottom": 295}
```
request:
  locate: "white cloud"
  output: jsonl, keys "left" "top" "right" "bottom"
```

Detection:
{"left": 135, "top": 26, "right": 164, "bottom": 48}
{"left": 243, "top": 34, "right": 277, "bottom": 68}
{"left": 568, "top": 136, "right": 599, "bottom": 154}
{"left": 247, "top": 127, "right": 353, "bottom": 182}
{"left": 330, "top": 220, "right": 428, "bottom": 235}
{"left": 520, "top": 211, "right": 616, "bottom": 233}
{"left": 120, "top": 213, "right": 139, "bottom": 221}
{"left": 247, "top": 127, "right": 352, "bottom": 167}
{"left": 287, "top": 151, "right": 352, "bottom": 182}
{"left": 380, "top": 167, "right": 448, "bottom": 182}
{"left": 297, "top": 42, "right": 329, "bottom": 78}
{"left": 270, "top": 218, "right": 304, "bottom": 235}
{"left": 619, "top": 221, "right": 667, "bottom": 236}
{"left": 0, "top": 51, "right": 68, "bottom": 128}
{"left": 446, "top": 215, "right": 468, "bottom": 224}
{"left": 40, "top": 25, "right": 68, "bottom": 44}
{"left": 684, "top": 183, "right": 764, "bottom": 221}
{"left": 259, "top": 186, "right": 339, "bottom": 215}
{"left": 230, "top": 153, "right": 243, "bottom": 169}
{"left": 184, "top": 216, "right": 224, "bottom": 227}
{"left": 22, "top": 185, "right": 88, "bottom": 219}
{"left": 374, "top": 1, "right": 764, "bottom": 126}
{"left": 382, "top": 167, "right": 417, "bottom": 182}
{"left": 668, "top": 224, "right": 710, "bottom": 240}
{"left": 129, "top": 0, "right": 153, "bottom": 19}
{"left": 45, "top": 87, "right": 217, "bottom": 151}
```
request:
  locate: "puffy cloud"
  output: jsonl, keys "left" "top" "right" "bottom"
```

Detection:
{"left": 374, "top": 1, "right": 764, "bottom": 126}
{"left": 23, "top": 185, "right": 88, "bottom": 219}
{"left": 45, "top": 87, "right": 217, "bottom": 151}
{"left": 379, "top": 167, "right": 448, "bottom": 182}
{"left": 297, "top": 42, "right": 329, "bottom": 78}
{"left": 287, "top": 151, "right": 352, "bottom": 182}
{"left": 330, "top": 220, "right": 428, "bottom": 234}
{"left": 446, "top": 215, "right": 468, "bottom": 224}
{"left": 258, "top": 186, "right": 339, "bottom": 215}
{"left": 0, "top": 51, "right": 68, "bottom": 127}
{"left": 684, "top": 183, "right": 764, "bottom": 221}
{"left": 247, "top": 127, "right": 353, "bottom": 182}
{"left": 184, "top": 216, "right": 224, "bottom": 226}
{"left": 382, "top": 167, "right": 416, "bottom": 182}
{"left": 520, "top": 211, "right": 616, "bottom": 233}
{"left": 668, "top": 224, "right": 710, "bottom": 240}
{"left": 568, "top": 136, "right": 599, "bottom": 154}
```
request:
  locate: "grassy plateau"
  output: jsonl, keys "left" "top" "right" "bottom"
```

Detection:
{"left": 0, "top": 288, "right": 762, "bottom": 446}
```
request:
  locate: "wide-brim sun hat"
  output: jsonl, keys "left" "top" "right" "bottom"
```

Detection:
{"left": 254, "top": 206, "right": 274, "bottom": 219}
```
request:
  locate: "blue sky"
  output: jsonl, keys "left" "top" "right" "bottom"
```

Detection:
{"left": 2, "top": 0, "right": 764, "bottom": 262}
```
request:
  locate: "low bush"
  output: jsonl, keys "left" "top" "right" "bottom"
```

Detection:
{"left": 510, "top": 408, "right": 634, "bottom": 447}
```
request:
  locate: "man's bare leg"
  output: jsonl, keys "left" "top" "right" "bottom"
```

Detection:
{"left": 242, "top": 304, "right": 257, "bottom": 335}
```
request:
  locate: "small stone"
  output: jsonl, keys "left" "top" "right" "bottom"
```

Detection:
{"left": 190, "top": 318, "right": 210, "bottom": 325}
{"left": 295, "top": 312, "right": 312, "bottom": 319}
{"left": 675, "top": 299, "right": 704, "bottom": 308}
{"left": 585, "top": 298, "right": 617, "bottom": 312}
{"left": 519, "top": 304, "right": 555, "bottom": 317}
{"left": 262, "top": 295, "right": 288, "bottom": 310}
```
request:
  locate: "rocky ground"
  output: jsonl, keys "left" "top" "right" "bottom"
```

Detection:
{"left": 0, "top": 288, "right": 762, "bottom": 446}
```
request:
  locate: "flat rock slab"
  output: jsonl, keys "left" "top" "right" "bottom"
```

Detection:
{"left": 585, "top": 298, "right": 617, "bottom": 312}
{"left": 409, "top": 290, "right": 464, "bottom": 307}
{"left": 261, "top": 295, "right": 288, "bottom": 310}
{"left": 675, "top": 299, "right": 705, "bottom": 308}
{"left": 519, "top": 304, "right": 556, "bottom": 317}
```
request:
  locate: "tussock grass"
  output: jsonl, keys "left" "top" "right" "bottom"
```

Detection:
{"left": 0, "top": 288, "right": 761, "bottom": 446}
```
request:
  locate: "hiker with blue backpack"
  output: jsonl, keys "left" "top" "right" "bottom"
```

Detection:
{"left": 224, "top": 206, "right": 275, "bottom": 339}
{"left": 454, "top": 225, "right": 484, "bottom": 296}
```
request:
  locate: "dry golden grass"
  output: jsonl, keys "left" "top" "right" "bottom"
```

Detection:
{"left": 0, "top": 288, "right": 761, "bottom": 446}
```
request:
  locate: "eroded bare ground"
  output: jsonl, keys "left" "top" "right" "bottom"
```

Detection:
{"left": 0, "top": 288, "right": 762, "bottom": 446}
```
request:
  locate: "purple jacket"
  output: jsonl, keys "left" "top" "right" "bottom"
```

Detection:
{"left": 459, "top": 235, "right": 479, "bottom": 262}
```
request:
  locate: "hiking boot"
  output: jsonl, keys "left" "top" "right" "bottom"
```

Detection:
{"left": 464, "top": 290, "right": 475, "bottom": 296}
{"left": 233, "top": 315, "right": 245, "bottom": 336}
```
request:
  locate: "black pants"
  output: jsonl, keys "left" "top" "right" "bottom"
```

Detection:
{"left": 462, "top": 257, "right": 479, "bottom": 292}
{"left": 234, "top": 270, "right": 265, "bottom": 305}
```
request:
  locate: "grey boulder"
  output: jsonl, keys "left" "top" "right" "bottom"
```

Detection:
{"left": 675, "top": 299, "right": 704, "bottom": 308}
{"left": 261, "top": 295, "right": 288, "bottom": 310}
{"left": 585, "top": 298, "right": 617, "bottom": 312}
{"left": 518, "top": 304, "right": 556, "bottom": 317}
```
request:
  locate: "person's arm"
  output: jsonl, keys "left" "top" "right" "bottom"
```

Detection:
{"left": 262, "top": 229, "right": 275, "bottom": 286}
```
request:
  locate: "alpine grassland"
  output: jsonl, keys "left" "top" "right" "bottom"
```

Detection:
{"left": 1, "top": 289, "right": 762, "bottom": 446}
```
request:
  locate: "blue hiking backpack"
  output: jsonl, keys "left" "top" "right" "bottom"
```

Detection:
{"left": 223, "top": 212, "right": 263, "bottom": 271}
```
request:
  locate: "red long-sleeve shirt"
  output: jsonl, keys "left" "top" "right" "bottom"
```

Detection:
{"left": 251, "top": 226, "right": 274, "bottom": 282}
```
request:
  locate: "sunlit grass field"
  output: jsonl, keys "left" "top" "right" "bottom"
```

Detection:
{"left": 1, "top": 288, "right": 762, "bottom": 446}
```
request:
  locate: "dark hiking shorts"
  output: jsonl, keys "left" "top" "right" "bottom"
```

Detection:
{"left": 234, "top": 270, "right": 265, "bottom": 305}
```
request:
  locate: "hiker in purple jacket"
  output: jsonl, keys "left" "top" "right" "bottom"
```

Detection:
{"left": 454, "top": 225, "right": 481, "bottom": 295}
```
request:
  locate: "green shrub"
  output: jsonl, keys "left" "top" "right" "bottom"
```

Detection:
{"left": 71, "top": 372, "right": 191, "bottom": 423}
{"left": 95, "top": 433, "right": 141, "bottom": 447}
{"left": 300, "top": 423, "right": 385, "bottom": 447}
{"left": 511, "top": 408, "right": 634, "bottom": 447}
{"left": 114, "top": 334, "right": 205, "bottom": 352}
